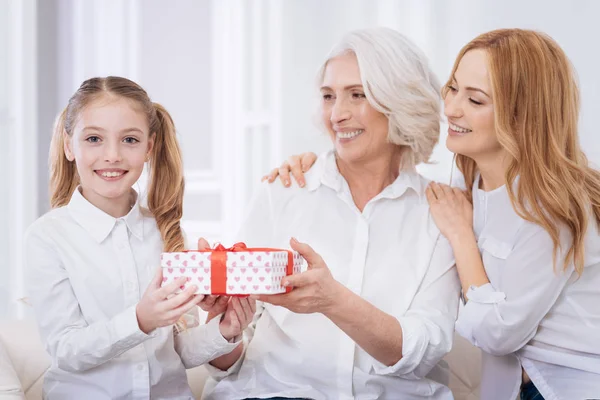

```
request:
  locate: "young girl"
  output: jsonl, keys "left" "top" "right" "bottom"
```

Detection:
{"left": 24, "top": 76, "right": 255, "bottom": 399}
{"left": 268, "top": 29, "right": 600, "bottom": 400}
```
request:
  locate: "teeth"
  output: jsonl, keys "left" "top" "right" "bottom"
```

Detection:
{"left": 450, "top": 123, "right": 472, "bottom": 133}
{"left": 337, "top": 129, "right": 364, "bottom": 139}
{"left": 101, "top": 171, "right": 123, "bottom": 178}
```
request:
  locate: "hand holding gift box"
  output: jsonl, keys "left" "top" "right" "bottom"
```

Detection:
{"left": 161, "top": 242, "right": 305, "bottom": 295}
{"left": 256, "top": 237, "right": 345, "bottom": 315}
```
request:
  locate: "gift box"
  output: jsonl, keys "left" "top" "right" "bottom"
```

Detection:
{"left": 160, "top": 243, "right": 305, "bottom": 295}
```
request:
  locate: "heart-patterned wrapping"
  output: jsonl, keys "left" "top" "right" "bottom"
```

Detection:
{"left": 160, "top": 249, "right": 305, "bottom": 295}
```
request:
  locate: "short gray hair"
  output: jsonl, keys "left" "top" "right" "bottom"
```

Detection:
{"left": 318, "top": 27, "right": 442, "bottom": 169}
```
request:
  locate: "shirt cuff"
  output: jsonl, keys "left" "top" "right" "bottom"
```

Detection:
{"left": 199, "top": 314, "right": 243, "bottom": 360}
{"left": 465, "top": 283, "right": 506, "bottom": 303}
{"left": 371, "top": 316, "right": 428, "bottom": 377}
{"left": 456, "top": 283, "right": 506, "bottom": 346}
{"left": 114, "top": 304, "right": 156, "bottom": 346}
{"left": 203, "top": 338, "right": 247, "bottom": 379}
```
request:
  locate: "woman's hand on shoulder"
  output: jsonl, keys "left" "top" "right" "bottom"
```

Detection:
{"left": 426, "top": 182, "right": 474, "bottom": 243}
{"left": 261, "top": 152, "right": 318, "bottom": 188}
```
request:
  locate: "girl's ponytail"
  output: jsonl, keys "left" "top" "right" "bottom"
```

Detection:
{"left": 49, "top": 107, "right": 79, "bottom": 208}
{"left": 147, "top": 103, "right": 185, "bottom": 252}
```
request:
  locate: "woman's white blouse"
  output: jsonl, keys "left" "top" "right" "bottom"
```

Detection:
{"left": 455, "top": 175, "right": 600, "bottom": 400}
{"left": 203, "top": 151, "right": 461, "bottom": 400}
{"left": 24, "top": 188, "right": 239, "bottom": 400}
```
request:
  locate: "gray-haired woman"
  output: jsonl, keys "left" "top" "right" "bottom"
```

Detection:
{"left": 202, "top": 28, "right": 460, "bottom": 400}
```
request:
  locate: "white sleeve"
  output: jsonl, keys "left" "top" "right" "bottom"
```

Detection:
{"left": 174, "top": 313, "right": 242, "bottom": 369}
{"left": 372, "top": 236, "right": 460, "bottom": 379}
{"left": 203, "top": 301, "right": 266, "bottom": 380}
{"left": 24, "top": 228, "right": 153, "bottom": 373}
{"left": 455, "top": 226, "right": 574, "bottom": 356}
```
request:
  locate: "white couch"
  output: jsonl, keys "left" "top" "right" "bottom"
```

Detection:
{"left": 0, "top": 319, "right": 480, "bottom": 399}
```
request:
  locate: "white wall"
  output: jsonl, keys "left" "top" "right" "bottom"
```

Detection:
{"left": 137, "top": 1, "right": 223, "bottom": 241}
{"left": 138, "top": 1, "right": 213, "bottom": 172}
{"left": 0, "top": 0, "right": 38, "bottom": 319}
{"left": 0, "top": 0, "right": 10, "bottom": 318}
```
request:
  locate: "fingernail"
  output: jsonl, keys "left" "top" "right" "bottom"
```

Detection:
{"left": 299, "top": 180, "right": 305, "bottom": 187}
{"left": 291, "top": 237, "right": 298, "bottom": 243}
{"left": 285, "top": 180, "right": 290, "bottom": 186}
{"left": 191, "top": 285, "right": 198, "bottom": 291}
{"left": 282, "top": 280, "right": 289, "bottom": 287}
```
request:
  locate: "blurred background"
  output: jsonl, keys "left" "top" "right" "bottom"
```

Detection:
{"left": 1, "top": 0, "right": 599, "bottom": 319}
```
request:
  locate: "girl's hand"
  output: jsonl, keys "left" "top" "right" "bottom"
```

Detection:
{"left": 136, "top": 268, "right": 204, "bottom": 334}
{"left": 218, "top": 297, "right": 257, "bottom": 341}
{"left": 261, "top": 153, "right": 318, "bottom": 188}
{"left": 426, "top": 182, "right": 474, "bottom": 243}
{"left": 202, "top": 295, "right": 231, "bottom": 322}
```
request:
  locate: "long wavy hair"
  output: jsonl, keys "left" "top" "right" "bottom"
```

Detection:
{"left": 49, "top": 76, "right": 185, "bottom": 252}
{"left": 443, "top": 29, "right": 600, "bottom": 275}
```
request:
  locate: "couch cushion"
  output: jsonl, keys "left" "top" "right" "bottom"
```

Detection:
{"left": 186, "top": 365, "right": 209, "bottom": 399}
{"left": 0, "top": 337, "right": 26, "bottom": 399}
{"left": 0, "top": 319, "right": 211, "bottom": 400}
{"left": 444, "top": 333, "right": 481, "bottom": 400}
{"left": 0, "top": 320, "right": 50, "bottom": 399}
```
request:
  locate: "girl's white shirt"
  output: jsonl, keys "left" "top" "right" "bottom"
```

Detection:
{"left": 24, "top": 188, "right": 239, "bottom": 400}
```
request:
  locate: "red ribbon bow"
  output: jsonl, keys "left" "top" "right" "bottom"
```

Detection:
{"left": 187, "top": 242, "right": 294, "bottom": 295}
